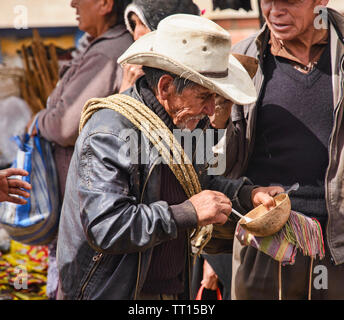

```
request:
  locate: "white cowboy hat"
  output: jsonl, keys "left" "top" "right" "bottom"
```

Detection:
{"left": 118, "top": 14, "right": 257, "bottom": 105}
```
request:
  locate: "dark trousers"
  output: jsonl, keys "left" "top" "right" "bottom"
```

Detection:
{"left": 191, "top": 254, "right": 232, "bottom": 300}
{"left": 232, "top": 237, "right": 344, "bottom": 300}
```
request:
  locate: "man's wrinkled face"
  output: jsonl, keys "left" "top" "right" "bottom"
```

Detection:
{"left": 70, "top": 0, "right": 100, "bottom": 36}
{"left": 261, "top": 0, "right": 323, "bottom": 41}
{"left": 168, "top": 84, "right": 216, "bottom": 131}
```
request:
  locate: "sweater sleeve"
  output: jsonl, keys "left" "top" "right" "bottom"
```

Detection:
{"left": 37, "top": 52, "right": 120, "bottom": 147}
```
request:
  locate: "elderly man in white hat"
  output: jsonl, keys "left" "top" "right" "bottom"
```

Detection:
{"left": 56, "top": 14, "right": 283, "bottom": 300}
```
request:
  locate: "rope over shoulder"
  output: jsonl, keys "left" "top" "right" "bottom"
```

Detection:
{"left": 79, "top": 93, "right": 213, "bottom": 253}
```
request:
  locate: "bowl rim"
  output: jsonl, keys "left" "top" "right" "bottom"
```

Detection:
{"left": 239, "top": 193, "right": 290, "bottom": 226}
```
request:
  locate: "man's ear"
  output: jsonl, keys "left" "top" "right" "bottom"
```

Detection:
{"left": 98, "top": 0, "right": 114, "bottom": 16}
{"left": 157, "top": 74, "right": 175, "bottom": 100}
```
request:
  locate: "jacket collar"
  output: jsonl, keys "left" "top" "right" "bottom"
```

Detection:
{"left": 136, "top": 76, "right": 176, "bottom": 131}
{"left": 328, "top": 8, "right": 344, "bottom": 45}
{"left": 251, "top": 24, "right": 271, "bottom": 66}
{"left": 327, "top": 8, "right": 344, "bottom": 108}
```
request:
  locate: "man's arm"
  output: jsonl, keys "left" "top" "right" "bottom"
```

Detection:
{"left": 203, "top": 173, "right": 283, "bottom": 254}
{"left": 207, "top": 173, "right": 283, "bottom": 214}
{"left": 77, "top": 127, "right": 231, "bottom": 255}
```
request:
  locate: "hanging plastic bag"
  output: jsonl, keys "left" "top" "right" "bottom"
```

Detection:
{"left": 0, "top": 97, "right": 32, "bottom": 168}
{"left": 0, "top": 114, "right": 60, "bottom": 245}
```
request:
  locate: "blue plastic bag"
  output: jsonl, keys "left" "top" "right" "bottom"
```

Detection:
{"left": 0, "top": 115, "right": 60, "bottom": 245}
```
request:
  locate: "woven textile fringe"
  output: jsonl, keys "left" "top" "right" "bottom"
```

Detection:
{"left": 236, "top": 210, "right": 325, "bottom": 300}
{"left": 235, "top": 210, "right": 325, "bottom": 266}
{"left": 277, "top": 211, "right": 325, "bottom": 260}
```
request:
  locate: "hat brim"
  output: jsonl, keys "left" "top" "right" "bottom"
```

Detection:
{"left": 118, "top": 31, "right": 257, "bottom": 105}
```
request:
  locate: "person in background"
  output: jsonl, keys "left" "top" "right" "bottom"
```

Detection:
{"left": 27, "top": 0, "right": 133, "bottom": 299}
{"left": 119, "top": 0, "right": 200, "bottom": 92}
{"left": 0, "top": 168, "right": 31, "bottom": 204}
{"left": 33, "top": 0, "right": 132, "bottom": 200}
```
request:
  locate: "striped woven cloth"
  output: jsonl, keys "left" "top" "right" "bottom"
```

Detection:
{"left": 235, "top": 210, "right": 325, "bottom": 266}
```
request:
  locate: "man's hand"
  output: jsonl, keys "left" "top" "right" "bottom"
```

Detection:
{"left": 251, "top": 186, "right": 285, "bottom": 210}
{"left": 189, "top": 190, "right": 232, "bottom": 226}
{"left": 201, "top": 259, "right": 219, "bottom": 291}
{"left": 208, "top": 95, "right": 234, "bottom": 129}
{"left": 119, "top": 64, "right": 145, "bottom": 93}
{"left": 0, "top": 168, "right": 32, "bottom": 205}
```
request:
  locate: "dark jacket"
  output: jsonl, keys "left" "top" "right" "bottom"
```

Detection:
{"left": 56, "top": 79, "right": 254, "bottom": 300}
{"left": 219, "top": 9, "right": 344, "bottom": 265}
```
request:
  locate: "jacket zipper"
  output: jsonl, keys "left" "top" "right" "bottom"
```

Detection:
{"left": 325, "top": 56, "right": 344, "bottom": 264}
{"left": 133, "top": 251, "right": 142, "bottom": 300}
{"left": 77, "top": 252, "right": 103, "bottom": 300}
{"left": 134, "top": 157, "right": 159, "bottom": 299}
{"left": 140, "top": 157, "right": 160, "bottom": 203}
{"left": 187, "top": 229, "right": 192, "bottom": 299}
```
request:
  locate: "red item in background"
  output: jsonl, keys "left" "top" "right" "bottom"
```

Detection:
{"left": 195, "top": 284, "right": 222, "bottom": 300}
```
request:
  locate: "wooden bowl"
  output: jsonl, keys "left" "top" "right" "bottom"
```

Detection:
{"left": 239, "top": 193, "right": 291, "bottom": 237}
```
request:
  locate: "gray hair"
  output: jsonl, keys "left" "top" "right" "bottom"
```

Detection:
{"left": 142, "top": 66, "right": 197, "bottom": 94}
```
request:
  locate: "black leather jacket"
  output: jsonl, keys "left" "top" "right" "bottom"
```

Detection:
{"left": 56, "top": 79, "right": 254, "bottom": 299}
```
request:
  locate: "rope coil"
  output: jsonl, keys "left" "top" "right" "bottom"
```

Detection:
{"left": 79, "top": 94, "right": 213, "bottom": 253}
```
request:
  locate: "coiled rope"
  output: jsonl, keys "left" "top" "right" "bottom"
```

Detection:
{"left": 79, "top": 93, "right": 213, "bottom": 253}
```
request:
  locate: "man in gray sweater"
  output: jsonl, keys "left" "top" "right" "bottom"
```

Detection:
{"left": 211, "top": 0, "right": 344, "bottom": 299}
